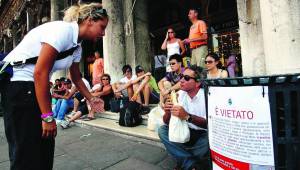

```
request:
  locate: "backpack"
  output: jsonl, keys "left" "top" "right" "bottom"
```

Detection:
{"left": 0, "top": 53, "right": 12, "bottom": 82}
{"left": 119, "top": 101, "right": 143, "bottom": 127}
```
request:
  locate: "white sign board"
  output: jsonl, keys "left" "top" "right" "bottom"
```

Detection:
{"left": 207, "top": 86, "right": 275, "bottom": 170}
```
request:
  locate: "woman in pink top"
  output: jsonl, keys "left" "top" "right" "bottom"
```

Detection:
{"left": 92, "top": 51, "right": 104, "bottom": 85}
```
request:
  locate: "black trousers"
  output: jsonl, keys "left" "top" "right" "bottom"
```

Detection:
{"left": 3, "top": 81, "right": 55, "bottom": 170}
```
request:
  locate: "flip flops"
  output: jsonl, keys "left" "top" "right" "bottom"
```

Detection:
{"left": 82, "top": 117, "right": 96, "bottom": 121}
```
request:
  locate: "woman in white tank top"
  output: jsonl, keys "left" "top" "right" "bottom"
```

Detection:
{"left": 161, "top": 28, "right": 185, "bottom": 72}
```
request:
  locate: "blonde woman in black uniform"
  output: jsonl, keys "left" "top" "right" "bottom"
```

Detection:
{"left": 2, "top": 3, "right": 108, "bottom": 170}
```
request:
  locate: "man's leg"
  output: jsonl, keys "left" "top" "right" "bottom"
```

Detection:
{"left": 127, "top": 85, "right": 134, "bottom": 99}
{"left": 133, "top": 84, "right": 142, "bottom": 104}
{"left": 73, "top": 98, "right": 79, "bottom": 112}
{"left": 53, "top": 99, "right": 62, "bottom": 118}
{"left": 191, "top": 46, "right": 208, "bottom": 68}
{"left": 182, "top": 131, "right": 209, "bottom": 169}
{"left": 142, "top": 83, "right": 151, "bottom": 106}
{"left": 191, "top": 49, "right": 197, "bottom": 66}
{"left": 56, "top": 99, "right": 74, "bottom": 120}
{"left": 158, "top": 125, "right": 194, "bottom": 169}
{"left": 197, "top": 46, "right": 208, "bottom": 68}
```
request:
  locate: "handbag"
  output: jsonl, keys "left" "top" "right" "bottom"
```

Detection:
{"left": 0, "top": 53, "right": 12, "bottom": 86}
{"left": 110, "top": 98, "right": 120, "bottom": 112}
{"left": 109, "top": 97, "right": 129, "bottom": 112}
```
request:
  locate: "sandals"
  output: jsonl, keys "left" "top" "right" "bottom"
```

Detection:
{"left": 82, "top": 117, "right": 96, "bottom": 121}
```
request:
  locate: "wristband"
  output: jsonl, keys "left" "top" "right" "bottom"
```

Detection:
{"left": 41, "top": 112, "right": 53, "bottom": 119}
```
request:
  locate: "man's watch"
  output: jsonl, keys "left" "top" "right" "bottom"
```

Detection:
{"left": 187, "top": 114, "right": 193, "bottom": 123}
{"left": 42, "top": 115, "right": 54, "bottom": 123}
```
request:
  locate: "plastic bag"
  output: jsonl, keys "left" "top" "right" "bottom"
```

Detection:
{"left": 147, "top": 106, "right": 164, "bottom": 132}
{"left": 168, "top": 91, "right": 190, "bottom": 143}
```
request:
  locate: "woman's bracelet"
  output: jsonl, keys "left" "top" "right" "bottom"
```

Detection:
{"left": 41, "top": 112, "right": 53, "bottom": 118}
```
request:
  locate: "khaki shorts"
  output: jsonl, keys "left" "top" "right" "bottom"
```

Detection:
{"left": 191, "top": 45, "right": 208, "bottom": 68}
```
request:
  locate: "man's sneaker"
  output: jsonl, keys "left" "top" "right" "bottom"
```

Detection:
{"left": 55, "top": 119, "right": 63, "bottom": 125}
{"left": 60, "top": 120, "right": 70, "bottom": 129}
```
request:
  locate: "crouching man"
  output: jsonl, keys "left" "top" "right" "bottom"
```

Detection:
{"left": 158, "top": 65, "right": 208, "bottom": 170}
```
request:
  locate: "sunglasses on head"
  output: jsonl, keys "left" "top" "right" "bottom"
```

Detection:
{"left": 205, "top": 60, "right": 214, "bottom": 64}
{"left": 91, "top": 8, "right": 108, "bottom": 19}
{"left": 181, "top": 74, "right": 196, "bottom": 81}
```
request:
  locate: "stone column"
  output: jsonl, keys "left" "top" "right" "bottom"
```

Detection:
{"left": 102, "top": 0, "right": 126, "bottom": 83}
{"left": 124, "top": 0, "right": 151, "bottom": 73}
{"left": 259, "top": 0, "right": 300, "bottom": 74}
{"left": 11, "top": 27, "right": 17, "bottom": 48}
{"left": 236, "top": 0, "right": 266, "bottom": 76}
{"left": 50, "top": 0, "right": 66, "bottom": 82}
{"left": 26, "top": 10, "right": 30, "bottom": 31}
{"left": 50, "top": 0, "right": 59, "bottom": 21}
{"left": 3, "top": 36, "right": 8, "bottom": 53}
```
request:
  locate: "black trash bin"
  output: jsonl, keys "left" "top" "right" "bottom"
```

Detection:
{"left": 203, "top": 74, "right": 300, "bottom": 170}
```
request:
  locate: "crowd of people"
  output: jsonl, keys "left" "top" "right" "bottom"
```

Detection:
{"left": 0, "top": 2, "right": 238, "bottom": 170}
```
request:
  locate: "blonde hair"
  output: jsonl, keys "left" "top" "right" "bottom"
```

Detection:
{"left": 63, "top": 3, "right": 108, "bottom": 23}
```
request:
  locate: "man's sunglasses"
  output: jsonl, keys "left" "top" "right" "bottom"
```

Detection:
{"left": 169, "top": 62, "right": 177, "bottom": 66}
{"left": 181, "top": 75, "right": 196, "bottom": 81}
{"left": 102, "top": 78, "right": 109, "bottom": 80}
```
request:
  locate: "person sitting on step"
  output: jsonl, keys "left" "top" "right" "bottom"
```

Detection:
{"left": 158, "top": 54, "right": 184, "bottom": 107}
{"left": 130, "top": 65, "right": 160, "bottom": 113}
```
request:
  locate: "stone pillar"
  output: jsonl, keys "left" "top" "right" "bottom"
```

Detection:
{"left": 11, "top": 27, "right": 17, "bottom": 48}
{"left": 102, "top": 0, "right": 126, "bottom": 83}
{"left": 50, "top": 0, "right": 66, "bottom": 82}
{"left": 3, "top": 36, "right": 8, "bottom": 53}
{"left": 236, "top": 0, "right": 266, "bottom": 76}
{"left": 50, "top": 0, "right": 59, "bottom": 21}
{"left": 26, "top": 8, "right": 34, "bottom": 31}
{"left": 259, "top": 0, "right": 300, "bottom": 74}
{"left": 124, "top": 0, "right": 151, "bottom": 73}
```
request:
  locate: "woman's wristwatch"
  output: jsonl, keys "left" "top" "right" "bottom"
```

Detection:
{"left": 186, "top": 114, "right": 193, "bottom": 123}
{"left": 41, "top": 112, "right": 54, "bottom": 123}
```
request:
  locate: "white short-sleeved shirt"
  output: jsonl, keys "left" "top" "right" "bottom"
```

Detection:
{"left": 119, "top": 75, "right": 137, "bottom": 84}
{"left": 178, "top": 88, "right": 206, "bottom": 130}
{"left": 4, "top": 21, "right": 82, "bottom": 81}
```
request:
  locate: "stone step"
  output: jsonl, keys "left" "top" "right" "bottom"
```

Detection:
{"left": 96, "top": 111, "right": 149, "bottom": 125}
{"left": 95, "top": 103, "right": 158, "bottom": 126}
{"left": 74, "top": 117, "right": 160, "bottom": 143}
{"left": 71, "top": 104, "right": 162, "bottom": 146}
